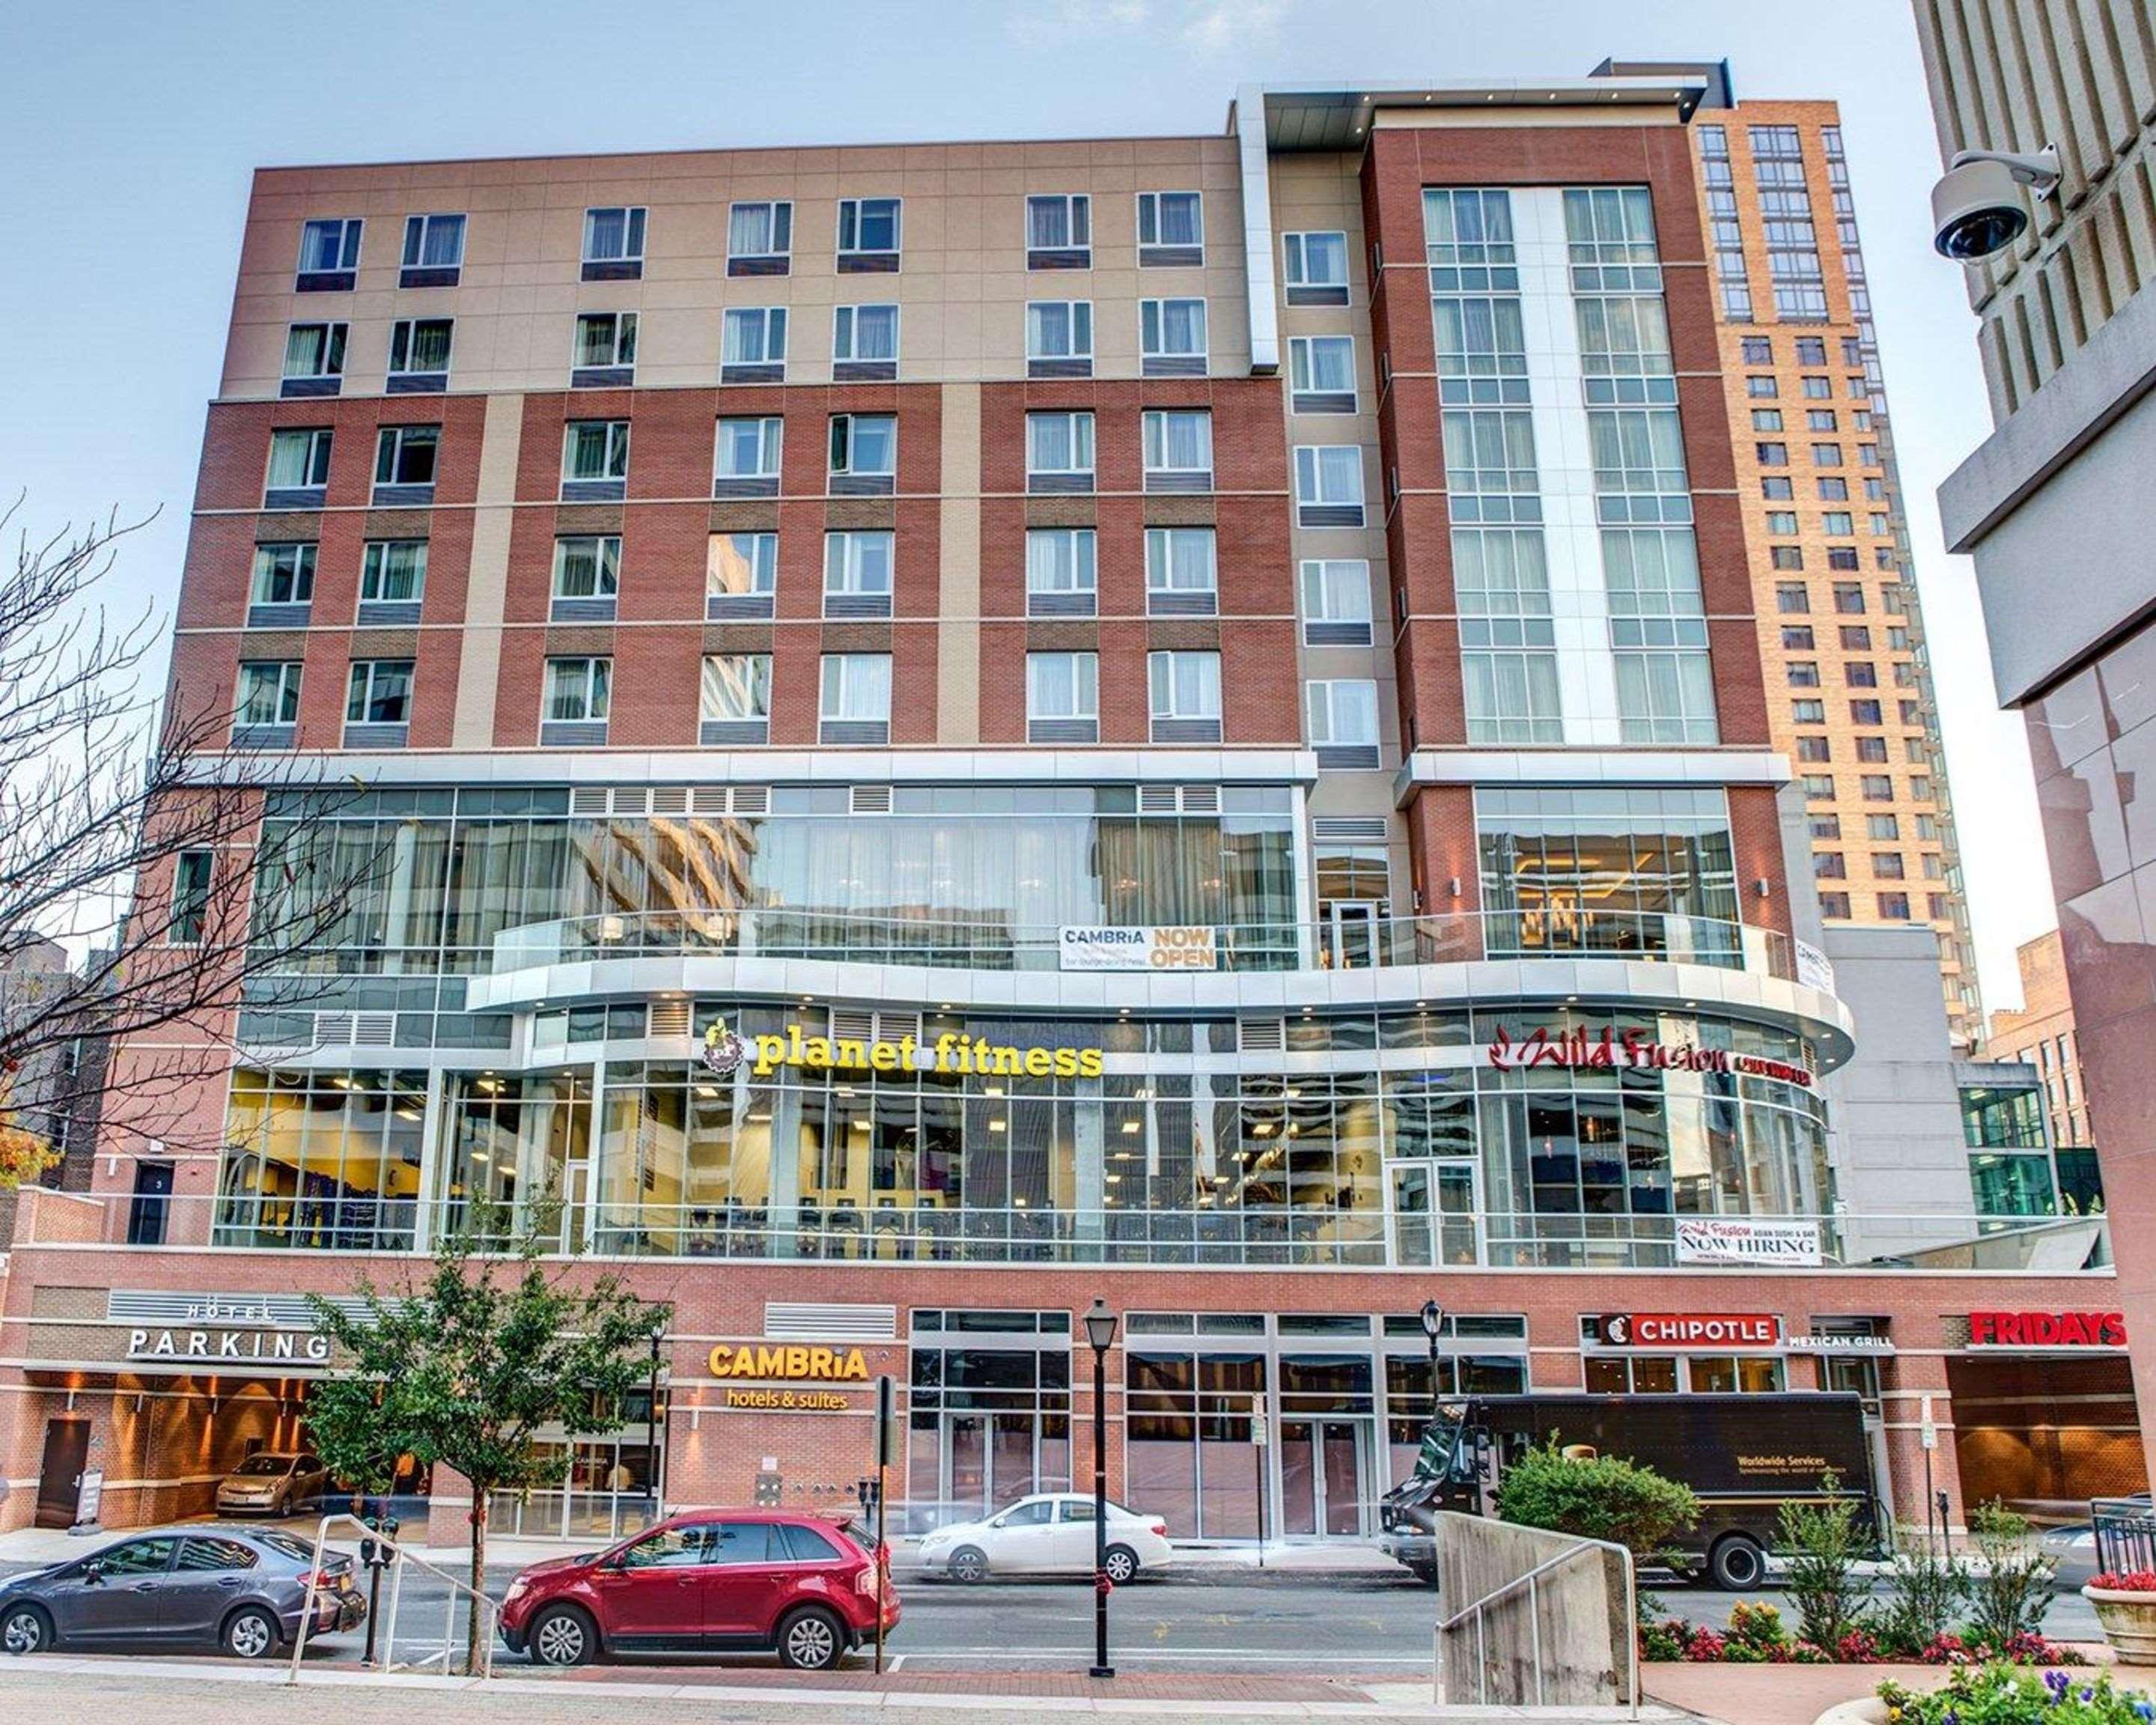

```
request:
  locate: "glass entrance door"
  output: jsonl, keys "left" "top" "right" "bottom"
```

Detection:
{"left": 1278, "top": 1418, "right": 1370, "bottom": 1537}
{"left": 1324, "top": 901, "right": 1383, "bottom": 969}
{"left": 1389, "top": 1160, "right": 1483, "bottom": 1267}
{"left": 941, "top": 1411, "right": 1041, "bottom": 1515}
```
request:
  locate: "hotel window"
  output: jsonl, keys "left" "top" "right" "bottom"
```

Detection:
{"left": 1911, "top": 774, "right": 1933, "bottom": 800}
{"left": 399, "top": 212, "right": 466, "bottom": 285}
{"left": 1762, "top": 475, "right": 1793, "bottom": 499}
{"left": 281, "top": 322, "right": 347, "bottom": 395}
{"left": 1833, "top": 583, "right": 1865, "bottom": 614}
{"left": 235, "top": 661, "right": 302, "bottom": 740}
{"left": 1026, "top": 193, "right": 1091, "bottom": 267}
{"left": 542, "top": 657, "right": 611, "bottom": 736}
{"left": 1858, "top": 442, "right": 1881, "bottom": 466}
{"left": 296, "top": 216, "right": 362, "bottom": 288}
{"left": 571, "top": 311, "right": 637, "bottom": 383}
{"left": 1808, "top": 409, "right": 1839, "bottom": 432}
{"left": 823, "top": 529, "right": 895, "bottom": 618}
{"left": 1697, "top": 128, "right": 1750, "bottom": 319}
{"left": 832, "top": 303, "right": 899, "bottom": 378}
{"left": 1803, "top": 375, "right": 1833, "bottom": 399}
{"left": 1147, "top": 650, "right": 1221, "bottom": 742}
{"left": 721, "top": 306, "right": 788, "bottom": 381}
{"left": 1771, "top": 547, "right": 1803, "bottom": 571}
{"left": 552, "top": 535, "right": 621, "bottom": 619}
{"left": 1026, "top": 300, "right": 1094, "bottom": 377}
{"left": 706, "top": 532, "right": 779, "bottom": 618}
{"left": 713, "top": 416, "right": 783, "bottom": 495}
{"left": 1819, "top": 892, "right": 1851, "bottom": 918}
{"left": 1776, "top": 582, "right": 1809, "bottom": 612}
{"left": 358, "top": 540, "right": 427, "bottom": 622}
{"left": 1142, "top": 409, "right": 1212, "bottom": 490}
{"left": 1792, "top": 700, "right": 1826, "bottom": 723}
{"left": 1145, "top": 526, "right": 1216, "bottom": 615}
{"left": 1300, "top": 559, "right": 1372, "bottom": 646}
{"left": 1026, "top": 528, "right": 1097, "bottom": 616}
{"left": 1757, "top": 442, "right": 1788, "bottom": 466}
{"left": 1562, "top": 186, "right": 1662, "bottom": 293}
{"left": 1782, "top": 625, "right": 1815, "bottom": 649}
{"left": 1136, "top": 189, "right": 1202, "bottom": 263}
{"left": 1865, "top": 477, "right": 1888, "bottom": 501}
{"left": 1796, "top": 736, "right": 1831, "bottom": 762}
{"left": 372, "top": 425, "right": 439, "bottom": 502}
{"left": 170, "top": 851, "right": 213, "bottom": 946}
{"left": 1823, "top": 511, "right": 1854, "bottom": 535}
{"left": 1431, "top": 289, "right": 1529, "bottom": 407}
{"left": 1827, "top": 547, "right": 1861, "bottom": 571}
{"left": 1866, "top": 814, "right": 1900, "bottom": 840}
{"left": 1815, "top": 852, "right": 1846, "bottom": 879}
{"left": 1878, "top": 892, "right": 1911, "bottom": 920}
{"left": 1795, "top": 337, "right": 1828, "bottom": 365}
{"left": 1306, "top": 679, "right": 1380, "bottom": 766}
{"left": 265, "top": 427, "right": 332, "bottom": 504}
{"left": 835, "top": 195, "right": 901, "bottom": 267}
{"left": 1741, "top": 336, "right": 1772, "bottom": 364}
{"left": 1788, "top": 661, "right": 1820, "bottom": 687}
{"left": 1901, "top": 699, "right": 1925, "bottom": 725}
{"left": 1283, "top": 229, "right": 1348, "bottom": 302}
{"left": 1861, "top": 775, "right": 1892, "bottom": 801}
{"left": 1026, "top": 651, "right": 1099, "bottom": 743}
{"left": 1818, "top": 476, "right": 1849, "bottom": 499}
{"left": 562, "top": 419, "right": 630, "bottom": 499}
{"left": 1882, "top": 584, "right": 1907, "bottom": 615}
{"left": 1294, "top": 445, "right": 1364, "bottom": 526}
{"left": 1874, "top": 852, "right": 1906, "bottom": 880}
{"left": 582, "top": 205, "right": 646, "bottom": 279}
{"left": 1027, "top": 411, "right": 1094, "bottom": 492}
{"left": 1747, "top": 375, "right": 1778, "bottom": 398}
{"left": 344, "top": 660, "right": 414, "bottom": 736}
{"left": 699, "top": 654, "right": 772, "bottom": 744}
{"left": 1575, "top": 296, "right": 1675, "bottom": 408}
{"left": 1458, "top": 527, "right": 1561, "bottom": 745}
{"left": 1605, "top": 527, "right": 1717, "bottom": 744}
{"left": 1812, "top": 443, "right": 1843, "bottom": 466}
{"left": 1750, "top": 128, "right": 1826, "bottom": 320}
{"left": 386, "top": 317, "right": 452, "bottom": 389}
{"left": 1752, "top": 409, "right": 1784, "bottom": 431}
{"left": 828, "top": 413, "right": 897, "bottom": 490}
{"left": 1140, "top": 297, "right": 1208, "bottom": 375}
{"left": 1847, "top": 661, "right": 1878, "bottom": 687}
{"left": 1767, "top": 511, "right": 1798, "bottom": 535}
{"left": 1856, "top": 737, "right": 1889, "bottom": 764}
{"left": 728, "top": 201, "right": 794, "bottom": 273}
{"left": 1289, "top": 335, "right": 1356, "bottom": 411}
{"left": 1870, "top": 513, "right": 1892, "bottom": 536}
{"left": 1812, "top": 815, "right": 1842, "bottom": 841}
{"left": 819, "top": 653, "right": 893, "bottom": 743}
{"left": 1801, "top": 775, "right": 1834, "bottom": 800}
{"left": 249, "top": 543, "right": 316, "bottom": 617}
{"left": 1840, "top": 625, "right": 1871, "bottom": 648}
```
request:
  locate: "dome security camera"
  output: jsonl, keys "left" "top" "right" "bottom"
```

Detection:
{"left": 1931, "top": 144, "right": 2062, "bottom": 261}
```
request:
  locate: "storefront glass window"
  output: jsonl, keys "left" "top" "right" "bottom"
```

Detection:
{"left": 214, "top": 1068, "right": 426, "bottom": 1250}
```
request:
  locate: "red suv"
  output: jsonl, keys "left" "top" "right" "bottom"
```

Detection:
{"left": 499, "top": 1510, "right": 896, "bottom": 1670}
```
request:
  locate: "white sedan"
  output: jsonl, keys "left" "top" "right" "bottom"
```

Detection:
{"left": 917, "top": 1494, "right": 1172, "bottom": 1583}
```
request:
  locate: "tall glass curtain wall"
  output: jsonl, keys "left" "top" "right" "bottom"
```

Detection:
{"left": 245, "top": 785, "right": 1298, "bottom": 1011}
{"left": 217, "top": 1004, "right": 1830, "bottom": 1265}
{"left": 1427, "top": 185, "right": 1717, "bottom": 748}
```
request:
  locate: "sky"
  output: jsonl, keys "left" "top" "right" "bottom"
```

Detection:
{"left": 0, "top": 0, "right": 2052, "bottom": 1011}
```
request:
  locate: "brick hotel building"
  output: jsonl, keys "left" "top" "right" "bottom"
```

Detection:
{"left": 0, "top": 67, "right": 2140, "bottom": 1551}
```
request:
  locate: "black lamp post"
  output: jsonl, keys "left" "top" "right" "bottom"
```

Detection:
{"left": 645, "top": 1323, "right": 665, "bottom": 1507}
{"left": 1420, "top": 1299, "right": 1446, "bottom": 1405}
{"left": 1082, "top": 1297, "right": 1118, "bottom": 1679}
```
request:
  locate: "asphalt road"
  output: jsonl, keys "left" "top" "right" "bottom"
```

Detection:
{"left": 0, "top": 1553, "right": 2103, "bottom": 1673}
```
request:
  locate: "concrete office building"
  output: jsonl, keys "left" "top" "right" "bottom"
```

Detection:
{"left": 1915, "top": 0, "right": 2156, "bottom": 1489}
{"left": 0, "top": 66, "right": 2136, "bottom": 1551}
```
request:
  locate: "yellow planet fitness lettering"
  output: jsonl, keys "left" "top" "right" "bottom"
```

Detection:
{"left": 748, "top": 1026, "right": 1103, "bottom": 1082}
{"left": 707, "top": 1343, "right": 870, "bottom": 1381}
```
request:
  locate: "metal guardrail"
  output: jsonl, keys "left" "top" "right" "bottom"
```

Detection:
{"left": 1432, "top": 1530, "right": 1639, "bottom": 1717}
{"left": 289, "top": 1511, "right": 497, "bottom": 1682}
{"left": 489, "top": 905, "right": 1794, "bottom": 981}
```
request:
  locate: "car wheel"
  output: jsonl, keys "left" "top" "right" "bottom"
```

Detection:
{"left": 1409, "top": 1562, "right": 1442, "bottom": 1587}
{"left": 948, "top": 1545, "right": 989, "bottom": 1583}
{"left": 777, "top": 1605, "right": 844, "bottom": 1670}
{"left": 1, "top": 1603, "right": 53, "bottom": 1655}
{"left": 1708, "top": 1534, "right": 1767, "bottom": 1592}
{"left": 1103, "top": 1544, "right": 1140, "bottom": 1584}
{"left": 528, "top": 1604, "right": 598, "bottom": 1667}
{"left": 222, "top": 1606, "right": 279, "bottom": 1660}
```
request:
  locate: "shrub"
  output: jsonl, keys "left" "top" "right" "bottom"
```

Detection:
{"left": 1639, "top": 1617, "right": 1691, "bottom": 1663}
{"left": 1493, "top": 1437, "right": 1700, "bottom": 1569}
{"left": 1779, "top": 1472, "right": 1872, "bottom": 1650}
{"left": 1877, "top": 1536, "right": 1972, "bottom": 1658}
{"left": 1723, "top": 1600, "right": 1795, "bottom": 1663}
{"left": 2091, "top": 1571, "right": 2156, "bottom": 1592}
{"left": 1880, "top": 1664, "right": 2155, "bottom": 1723}
{"left": 1966, "top": 1500, "right": 2058, "bottom": 1650}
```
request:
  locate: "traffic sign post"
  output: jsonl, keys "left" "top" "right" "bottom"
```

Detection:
{"left": 1250, "top": 1395, "right": 1267, "bottom": 1569}
{"left": 873, "top": 1375, "right": 895, "bottom": 1673}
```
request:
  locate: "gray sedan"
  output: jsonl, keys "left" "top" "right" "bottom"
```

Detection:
{"left": 0, "top": 1526, "right": 363, "bottom": 1658}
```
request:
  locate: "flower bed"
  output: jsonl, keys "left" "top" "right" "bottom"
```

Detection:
{"left": 1880, "top": 1664, "right": 2156, "bottom": 1723}
{"left": 1640, "top": 1601, "right": 2084, "bottom": 1667}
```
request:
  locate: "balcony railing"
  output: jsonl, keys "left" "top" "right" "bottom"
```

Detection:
{"left": 28, "top": 1190, "right": 2109, "bottom": 1276}
{"left": 490, "top": 907, "right": 1797, "bottom": 981}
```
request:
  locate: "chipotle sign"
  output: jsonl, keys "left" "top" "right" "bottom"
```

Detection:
{"left": 1595, "top": 1312, "right": 1781, "bottom": 1348}
{"left": 1967, "top": 1310, "right": 2127, "bottom": 1349}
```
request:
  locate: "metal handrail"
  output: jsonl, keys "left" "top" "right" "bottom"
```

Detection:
{"left": 1431, "top": 1530, "right": 1638, "bottom": 1718}
{"left": 288, "top": 1511, "right": 498, "bottom": 1682}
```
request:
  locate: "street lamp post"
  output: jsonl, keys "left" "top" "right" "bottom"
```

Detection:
{"left": 1082, "top": 1297, "right": 1118, "bottom": 1679}
{"left": 645, "top": 1324, "right": 664, "bottom": 1509}
{"left": 1420, "top": 1297, "right": 1446, "bottom": 1408}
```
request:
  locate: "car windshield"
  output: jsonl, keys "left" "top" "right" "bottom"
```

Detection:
{"left": 233, "top": 1456, "right": 291, "bottom": 1476}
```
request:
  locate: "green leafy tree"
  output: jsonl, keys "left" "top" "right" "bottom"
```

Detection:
{"left": 1876, "top": 1533, "right": 1971, "bottom": 1656}
{"left": 1494, "top": 1438, "right": 1700, "bottom": 1571}
{"left": 306, "top": 1214, "right": 666, "bottom": 1673}
{"left": 1777, "top": 1472, "right": 1872, "bottom": 1649}
{"left": 1964, "top": 1499, "right": 2056, "bottom": 1650}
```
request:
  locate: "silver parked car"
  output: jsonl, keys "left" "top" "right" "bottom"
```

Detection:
{"left": 214, "top": 1451, "right": 330, "bottom": 1517}
{"left": 0, "top": 1526, "right": 363, "bottom": 1658}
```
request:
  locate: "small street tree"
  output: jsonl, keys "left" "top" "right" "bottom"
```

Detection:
{"left": 306, "top": 1213, "right": 667, "bottom": 1673}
